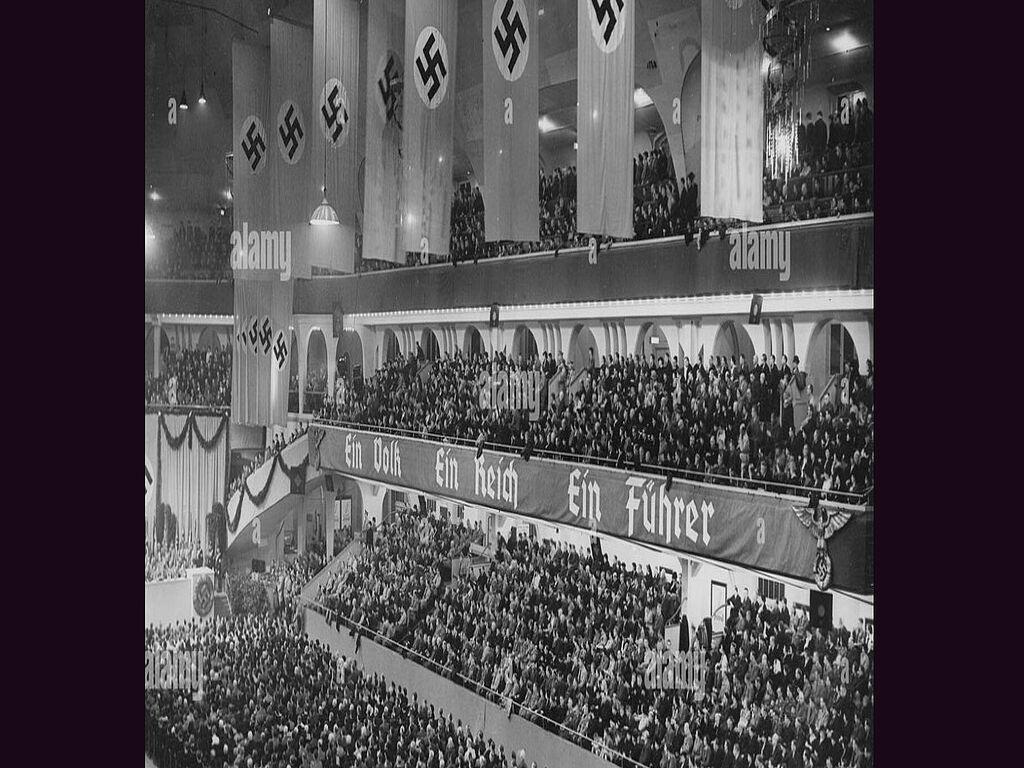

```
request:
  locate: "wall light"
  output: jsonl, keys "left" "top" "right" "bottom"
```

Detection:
{"left": 538, "top": 115, "right": 558, "bottom": 133}
{"left": 832, "top": 31, "right": 857, "bottom": 53}
{"left": 633, "top": 87, "right": 653, "bottom": 108}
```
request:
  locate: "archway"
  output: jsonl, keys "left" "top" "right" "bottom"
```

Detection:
{"left": 463, "top": 326, "right": 485, "bottom": 360}
{"left": 306, "top": 330, "right": 328, "bottom": 411}
{"left": 511, "top": 325, "right": 538, "bottom": 363}
{"left": 335, "top": 330, "right": 364, "bottom": 382}
{"left": 420, "top": 328, "right": 440, "bottom": 361}
{"left": 635, "top": 321, "right": 671, "bottom": 362}
{"left": 805, "top": 320, "right": 862, "bottom": 397}
{"left": 381, "top": 329, "right": 401, "bottom": 366}
{"left": 712, "top": 321, "right": 756, "bottom": 367}
{"left": 567, "top": 324, "right": 599, "bottom": 370}
{"left": 196, "top": 326, "right": 221, "bottom": 351}
{"left": 145, "top": 326, "right": 171, "bottom": 376}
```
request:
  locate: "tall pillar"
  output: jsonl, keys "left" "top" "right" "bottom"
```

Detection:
{"left": 153, "top": 319, "right": 162, "bottom": 377}
{"left": 296, "top": 499, "right": 307, "bottom": 555}
{"left": 770, "top": 320, "right": 785, "bottom": 363}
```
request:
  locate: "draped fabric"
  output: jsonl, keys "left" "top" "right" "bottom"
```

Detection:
{"left": 482, "top": 0, "right": 539, "bottom": 243}
{"left": 577, "top": 0, "right": 635, "bottom": 239}
{"left": 159, "top": 415, "right": 227, "bottom": 551}
{"left": 232, "top": 42, "right": 274, "bottom": 273}
{"left": 700, "top": 0, "right": 764, "bottom": 223}
{"left": 363, "top": 0, "right": 405, "bottom": 264}
{"left": 231, "top": 280, "right": 293, "bottom": 428}
{"left": 146, "top": 414, "right": 159, "bottom": 543}
{"left": 310, "top": 0, "right": 362, "bottom": 274}
{"left": 401, "top": 0, "right": 457, "bottom": 256}
{"left": 270, "top": 20, "right": 315, "bottom": 278}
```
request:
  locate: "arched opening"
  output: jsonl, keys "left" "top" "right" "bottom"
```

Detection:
{"left": 636, "top": 321, "right": 670, "bottom": 362}
{"left": 567, "top": 324, "right": 599, "bottom": 371}
{"left": 335, "top": 330, "right": 364, "bottom": 383}
{"left": 712, "top": 321, "right": 756, "bottom": 368}
{"left": 145, "top": 326, "right": 171, "bottom": 377}
{"left": 463, "top": 326, "right": 485, "bottom": 360}
{"left": 306, "top": 329, "right": 327, "bottom": 412}
{"left": 196, "top": 326, "right": 221, "bottom": 351}
{"left": 806, "top": 320, "right": 861, "bottom": 398}
{"left": 288, "top": 330, "right": 299, "bottom": 413}
{"left": 381, "top": 329, "right": 401, "bottom": 366}
{"left": 511, "top": 325, "right": 538, "bottom": 363}
{"left": 419, "top": 328, "right": 440, "bottom": 361}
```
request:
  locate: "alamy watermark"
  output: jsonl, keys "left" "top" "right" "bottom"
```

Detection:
{"left": 145, "top": 649, "right": 206, "bottom": 693}
{"left": 643, "top": 647, "right": 709, "bottom": 696}
{"left": 230, "top": 222, "right": 292, "bottom": 281}
{"left": 476, "top": 366, "right": 544, "bottom": 421}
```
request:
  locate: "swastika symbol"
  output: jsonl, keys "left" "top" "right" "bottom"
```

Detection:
{"left": 377, "top": 54, "right": 401, "bottom": 123}
{"left": 277, "top": 102, "right": 304, "bottom": 162}
{"left": 493, "top": 0, "right": 528, "bottom": 79}
{"left": 248, "top": 317, "right": 260, "bottom": 350}
{"left": 273, "top": 331, "right": 289, "bottom": 370}
{"left": 321, "top": 80, "right": 350, "bottom": 145}
{"left": 146, "top": 456, "right": 155, "bottom": 505}
{"left": 589, "top": 0, "right": 626, "bottom": 51}
{"left": 259, "top": 318, "right": 273, "bottom": 354}
{"left": 241, "top": 116, "right": 267, "bottom": 173}
{"left": 414, "top": 27, "right": 449, "bottom": 108}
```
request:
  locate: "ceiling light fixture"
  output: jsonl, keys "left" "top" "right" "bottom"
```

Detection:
{"left": 633, "top": 87, "right": 653, "bottom": 108}
{"left": 179, "top": 89, "right": 189, "bottom": 110}
{"left": 310, "top": 3, "right": 339, "bottom": 226}
{"left": 538, "top": 115, "right": 558, "bottom": 133}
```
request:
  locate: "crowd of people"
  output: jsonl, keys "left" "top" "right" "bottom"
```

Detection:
{"left": 227, "top": 422, "right": 309, "bottom": 500}
{"left": 311, "top": 510, "right": 874, "bottom": 767}
{"left": 146, "top": 347, "right": 232, "bottom": 409}
{"left": 145, "top": 614, "right": 545, "bottom": 768}
{"left": 317, "top": 350, "right": 874, "bottom": 499}
{"left": 147, "top": 220, "right": 233, "bottom": 280}
{"left": 145, "top": 539, "right": 208, "bottom": 582}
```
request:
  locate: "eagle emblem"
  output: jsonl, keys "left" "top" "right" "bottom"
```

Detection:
{"left": 793, "top": 496, "right": 852, "bottom": 590}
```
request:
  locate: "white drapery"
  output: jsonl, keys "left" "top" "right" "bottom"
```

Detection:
{"left": 159, "top": 415, "right": 227, "bottom": 550}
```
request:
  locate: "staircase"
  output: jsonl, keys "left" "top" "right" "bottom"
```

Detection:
{"left": 213, "top": 592, "right": 231, "bottom": 619}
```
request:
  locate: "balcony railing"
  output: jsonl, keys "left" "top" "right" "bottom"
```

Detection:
{"left": 311, "top": 417, "right": 873, "bottom": 506}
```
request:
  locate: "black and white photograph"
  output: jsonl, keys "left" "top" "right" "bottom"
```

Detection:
{"left": 145, "top": 2, "right": 874, "bottom": 767}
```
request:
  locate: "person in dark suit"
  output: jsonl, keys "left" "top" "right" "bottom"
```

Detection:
{"left": 813, "top": 111, "right": 827, "bottom": 157}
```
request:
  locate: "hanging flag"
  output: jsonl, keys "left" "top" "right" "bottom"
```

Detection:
{"left": 700, "top": 0, "right": 764, "bottom": 222}
{"left": 232, "top": 279, "right": 293, "bottom": 428}
{"left": 310, "top": 0, "right": 362, "bottom": 273}
{"left": 577, "top": 0, "right": 635, "bottom": 240}
{"left": 482, "top": 0, "right": 539, "bottom": 243}
{"left": 363, "top": 0, "right": 405, "bottom": 265}
{"left": 402, "top": 0, "right": 457, "bottom": 258}
{"left": 271, "top": 20, "right": 315, "bottom": 278}
{"left": 232, "top": 42, "right": 273, "bottom": 266}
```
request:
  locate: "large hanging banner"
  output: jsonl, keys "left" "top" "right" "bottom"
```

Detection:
{"left": 700, "top": 0, "right": 764, "bottom": 223}
{"left": 577, "top": 0, "right": 635, "bottom": 240}
{"left": 482, "top": 0, "right": 539, "bottom": 242}
{"left": 232, "top": 42, "right": 275, "bottom": 278}
{"left": 231, "top": 280, "right": 293, "bottom": 428}
{"left": 308, "top": 425, "right": 873, "bottom": 593}
{"left": 401, "top": 0, "right": 457, "bottom": 257}
{"left": 158, "top": 414, "right": 228, "bottom": 550}
{"left": 363, "top": 0, "right": 405, "bottom": 264}
{"left": 146, "top": 414, "right": 159, "bottom": 541}
{"left": 310, "top": 0, "right": 362, "bottom": 273}
{"left": 270, "top": 19, "right": 314, "bottom": 279}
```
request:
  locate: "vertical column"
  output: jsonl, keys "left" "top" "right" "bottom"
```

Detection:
{"left": 770, "top": 320, "right": 785, "bottom": 364}
{"left": 152, "top": 319, "right": 162, "bottom": 377}
{"left": 296, "top": 499, "right": 306, "bottom": 555}
{"left": 297, "top": 325, "right": 307, "bottom": 415}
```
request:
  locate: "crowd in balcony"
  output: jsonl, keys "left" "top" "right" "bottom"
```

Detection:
{"left": 228, "top": 422, "right": 309, "bottom": 499}
{"left": 145, "top": 539, "right": 206, "bottom": 582}
{"left": 146, "top": 347, "right": 231, "bottom": 409}
{"left": 145, "top": 614, "right": 538, "bottom": 768}
{"left": 312, "top": 509, "right": 874, "bottom": 768}
{"left": 317, "top": 350, "right": 874, "bottom": 498}
{"left": 146, "top": 220, "right": 232, "bottom": 280}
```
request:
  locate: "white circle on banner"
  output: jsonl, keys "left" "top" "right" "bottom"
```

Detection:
{"left": 587, "top": 0, "right": 628, "bottom": 54}
{"left": 491, "top": 0, "right": 530, "bottom": 82}
{"left": 413, "top": 26, "right": 449, "bottom": 109}
{"left": 374, "top": 50, "right": 403, "bottom": 124}
{"left": 239, "top": 115, "right": 268, "bottom": 175}
{"left": 146, "top": 456, "right": 155, "bottom": 506}
{"left": 276, "top": 100, "right": 306, "bottom": 164}
{"left": 319, "top": 78, "right": 351, "bottom": 147}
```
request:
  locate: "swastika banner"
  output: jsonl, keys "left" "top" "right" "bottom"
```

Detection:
{"left": 232, "top": 280, "right": 292, "bottom": 428}
{"left": 482, "top": 0, "right": 539, "bottom": 243}
{"left": 233, "top": 42, "right": 274, "bottom": 274}
{"left": 577, "top": 0, "right": 635, "bottom": 240}
{"left": 270, "top": 20, "right": 314, "bottom": 279}
{"left": 402, "top": 0, "right": 457, "bottom": 256}
{"left": 363, "top": 0, "right": 405, "bottom": 265}
{"left": 310, "top": 0, "right": 361, "bottom": 273}
{"left": 700, "top": 0, "right": 764, "bottom": 223}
